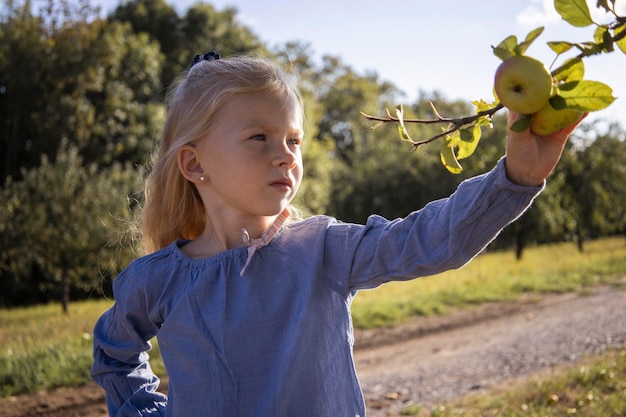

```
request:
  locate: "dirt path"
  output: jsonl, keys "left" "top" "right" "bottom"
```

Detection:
{"left": 356, "top": 285, "right": 626, "bottom": 416}
{"left": 1, "top": 285, "right": 624, "bottom": 417}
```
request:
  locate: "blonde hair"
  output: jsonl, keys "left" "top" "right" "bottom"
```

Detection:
{"left": 140, "top": 55, "right": 303, "bottom": 254}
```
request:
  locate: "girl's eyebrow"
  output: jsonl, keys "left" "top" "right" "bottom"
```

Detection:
{"left": 241, "top": 119, "right": 303, "bottom": 135}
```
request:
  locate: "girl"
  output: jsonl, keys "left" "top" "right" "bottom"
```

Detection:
{"left": 91, "top": 51, "right": 583, "bottom": 417}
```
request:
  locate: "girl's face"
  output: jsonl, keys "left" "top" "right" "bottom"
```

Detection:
{"left": 194, "top": 91, "right": 304, "bottom": 219}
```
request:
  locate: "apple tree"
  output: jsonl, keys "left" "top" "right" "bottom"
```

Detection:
{"left": 490, "top": 121, "right": 626, "bottom": 256}
{"left": 557, "top": 122, "right": 626, "bottom": 249}
{"left": 0, "top": 140, "right": 143, "bottom": 312}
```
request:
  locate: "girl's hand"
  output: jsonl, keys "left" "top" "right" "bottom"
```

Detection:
{"left": 504, "top": 111, "right": 587, "bottom": 186}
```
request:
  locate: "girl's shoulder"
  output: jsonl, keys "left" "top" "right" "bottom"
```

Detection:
{"left": 108, "top": 241, "right": 202, "bottom": 327}
{"left": 126, "top": 240, "right": 184, "bottom": 270}
{"left": 288, "top": 214, "right": 337, "bottom": 229}
{"left": 279, "top": 214, "right": 378, "bottom": 251}
{"left": 287, "top": 213, "right": 387, "bottom": 236}
{"left": 113, "top": 240, "right": 194, "bottom": 291}
{"left": 283, "top": 214, "right": 345, "bottom": 239}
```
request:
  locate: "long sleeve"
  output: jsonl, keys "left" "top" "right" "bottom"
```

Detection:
{"left": 322, "top": 157, "right": 544, "bottom": 291}
{"left": 91, "top": 270, "right": 168, "bottom": 417}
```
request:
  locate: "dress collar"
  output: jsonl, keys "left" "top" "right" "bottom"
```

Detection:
{"left": 240, "top": 208, "right": 291, "bottom": 275}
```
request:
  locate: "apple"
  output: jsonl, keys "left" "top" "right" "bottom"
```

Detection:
{"left": 494, "top": 55, "right": 553, "bottom": 115}
{"left": 530, "top": 102, "right": 584, "bottom": 135}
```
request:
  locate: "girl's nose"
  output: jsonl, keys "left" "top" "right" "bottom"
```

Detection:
{"left": 273, "top": 142, "right": 297, "bottom": 169}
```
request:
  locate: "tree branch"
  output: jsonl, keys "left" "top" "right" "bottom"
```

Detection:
{"left": 361, "top": 102, "right": 504, "bottom": 150}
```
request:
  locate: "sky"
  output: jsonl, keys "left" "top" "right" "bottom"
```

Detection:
{"left": 91, "top": 0, "right": 625, "bottom": 124}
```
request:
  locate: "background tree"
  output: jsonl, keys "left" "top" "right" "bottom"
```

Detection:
{"left": 0, "top": 0, "right": 162, "bottom": 310}
{"left": 0, "top": 0, "right": 53, "bottom": 180}
{"left": 81, "top": 20, "right": 164, "bottom": 166}
{"left": 0, "top": 140, "right": 143, "bottom": 311}
{"left": 489, "top": 120, "right": 626, "bottom": 257}
{"left": 557, "top": 122, "right": 626, "bottom": 250}
{"left": 0, "top": 0, "right": 164, "bottom": 183}
{"left": 109, "top": 0, "right": 267, "bottom": 92}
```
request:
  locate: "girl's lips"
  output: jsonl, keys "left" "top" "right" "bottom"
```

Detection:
{"left": 270, "top": 178, "right": 293, "bottom": 190}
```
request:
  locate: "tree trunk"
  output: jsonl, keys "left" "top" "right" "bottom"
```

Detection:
{"left": 61, "top": 272, "right": 69, "bottom": 314}
{"left": 576, "top": 230, "right": 585, "bottom": 253}
{"left": 515, "top": 232, "right": 524, "bottom": 260}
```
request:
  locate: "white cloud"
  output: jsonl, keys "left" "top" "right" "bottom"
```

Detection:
{"left": 517, "top": 0, "right": 626, "bottom": 27}
{"left": 591, "top": 1, "right": 626, "bottom": 24}
{"left": 516, "top": 0, "right": 560, "bottom": 26}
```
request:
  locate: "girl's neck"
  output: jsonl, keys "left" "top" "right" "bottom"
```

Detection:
{"left": 181, "top": 213, "right": 275, "bottom": 259}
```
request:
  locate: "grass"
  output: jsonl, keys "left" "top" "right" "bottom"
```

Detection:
{"left": 0, "top": 299, "right": 165, "bottom": 397}
{"left": 0, "top": 300, "right": 105, "bottom": 396}
{"left": 351, "top": 236, "right": 626, "bottom": 329}
{"left": 0, "top": 236, "right": 624, "bottom": 397}
{"left": 401, "top": 345, "right": 626, "bottom": 417}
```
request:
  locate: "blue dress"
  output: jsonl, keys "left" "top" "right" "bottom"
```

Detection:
{"left": 91, "top": 159, "right": 542, "bottom": 417}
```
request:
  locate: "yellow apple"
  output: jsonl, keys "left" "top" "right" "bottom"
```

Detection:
{"left": 494, "top": 55, "right": 553, "bottom": 115}
{"left": 530, "top": 102, "right": 584, "bottom": 135}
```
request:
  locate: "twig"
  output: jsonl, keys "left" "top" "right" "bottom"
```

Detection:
{"left": 361, "top": 102, "right": 504, "bottom": 150}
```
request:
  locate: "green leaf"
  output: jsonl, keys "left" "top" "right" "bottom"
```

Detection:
{"left": 596, "top": 0, "right": 611, "bottom": 13}
{"left": 457, "top": 125, "right": 482, "bottom": 160}
{"left": 524, "top": 26, "right": 544, "bottom": 44}
{"left": 552, "top": 58, "right": 584, "bottom": 83}
{"left": 398, "top": 124, "right": 412, "bottom": 142}
{"left": 475, "top": 115, "right": 493, "bottom": 127}
{"left": 472, "top": 99, "right": 495, "bottom": 114}
{"left": 549, "top": 95, "right": 568, "bottom": 110}
{"left": 558, "top": 80, "right": 580, "bottom": 92}
{"left": 514, "top": 27, "right": 544, "bottom": 55}
{"left": 395, "top": 105, "right": 413, "bottom": 142}
{"left": 594, "top": 25, "right": 614, "bottom": 52}
{"left": 492, "top": 35, "right": 518, "bottom": 61}
{"left": 459, "top": 128, "right": 473, "bottom": 143}
{"left": 614, "top": 25, "right": 626, "bottom": 55}
{"left": 511, "top": 114, "right": 532, "bottom": 132}
{"left": 554, "top": 0, "right": 594, "bottom": 27}
{"left": 558, "top": 80, "right": 616, "bottom": 111}
{"left": 472, "top": 100, "right": 497, "bottom": 127}
{"left": 440, "top": 136, "right": 463, "bottom": 174}
{"left": 594, "top": 25, "right": 608, "bottom": 44}
{"left": 548, "top": 41, "right": 575, "bottom": 55}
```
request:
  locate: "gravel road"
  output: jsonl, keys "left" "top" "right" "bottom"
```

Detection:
{"left": 355, "top": 285, "right": 626, "bottom": 416}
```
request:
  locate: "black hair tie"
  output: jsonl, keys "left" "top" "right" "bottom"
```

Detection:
{"left": 190, "top": 50, "right": 220, "bottom": 69}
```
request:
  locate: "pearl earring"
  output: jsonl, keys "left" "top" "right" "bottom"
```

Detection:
{"left": 199, "top": 176, "right": 205, "bottom": 182}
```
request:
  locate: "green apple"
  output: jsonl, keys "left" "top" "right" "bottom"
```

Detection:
{"left": 530, "top": 102, "right": 584, "bottom": 135}
{"left": 494, "top": 55, "right": 553, "bottom": 115}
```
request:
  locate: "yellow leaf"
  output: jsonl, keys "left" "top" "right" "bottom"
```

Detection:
{"left": 395, "top": 105, "right": 413, "bottom": 142}
{"left": 554, "top": 0, "right": 594, "bottom": 27}
{"left": 457, "top": 125, "right": 481, "bottom": 160}
{"left": 440, "top": 135, "right": 463, "bottom": 174}
{"left": 558, "top": 80, "right": 615, "bottom": 111}
{"left": 615, "top": 25, "right": 626, "bottom": 55}
{"left": 552, "top": 58, "right": 584, "bottom": 83}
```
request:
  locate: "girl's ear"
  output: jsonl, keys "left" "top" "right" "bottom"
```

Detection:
{"left": 178, "top": 145, "right": 206, "bottom": 184}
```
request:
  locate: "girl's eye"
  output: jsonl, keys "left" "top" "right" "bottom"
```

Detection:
{"left": 250, "top": 134, "right": 266, "bottom": 141}
{"left": 287, "top": 137, "right": 302, "bottom": 146}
